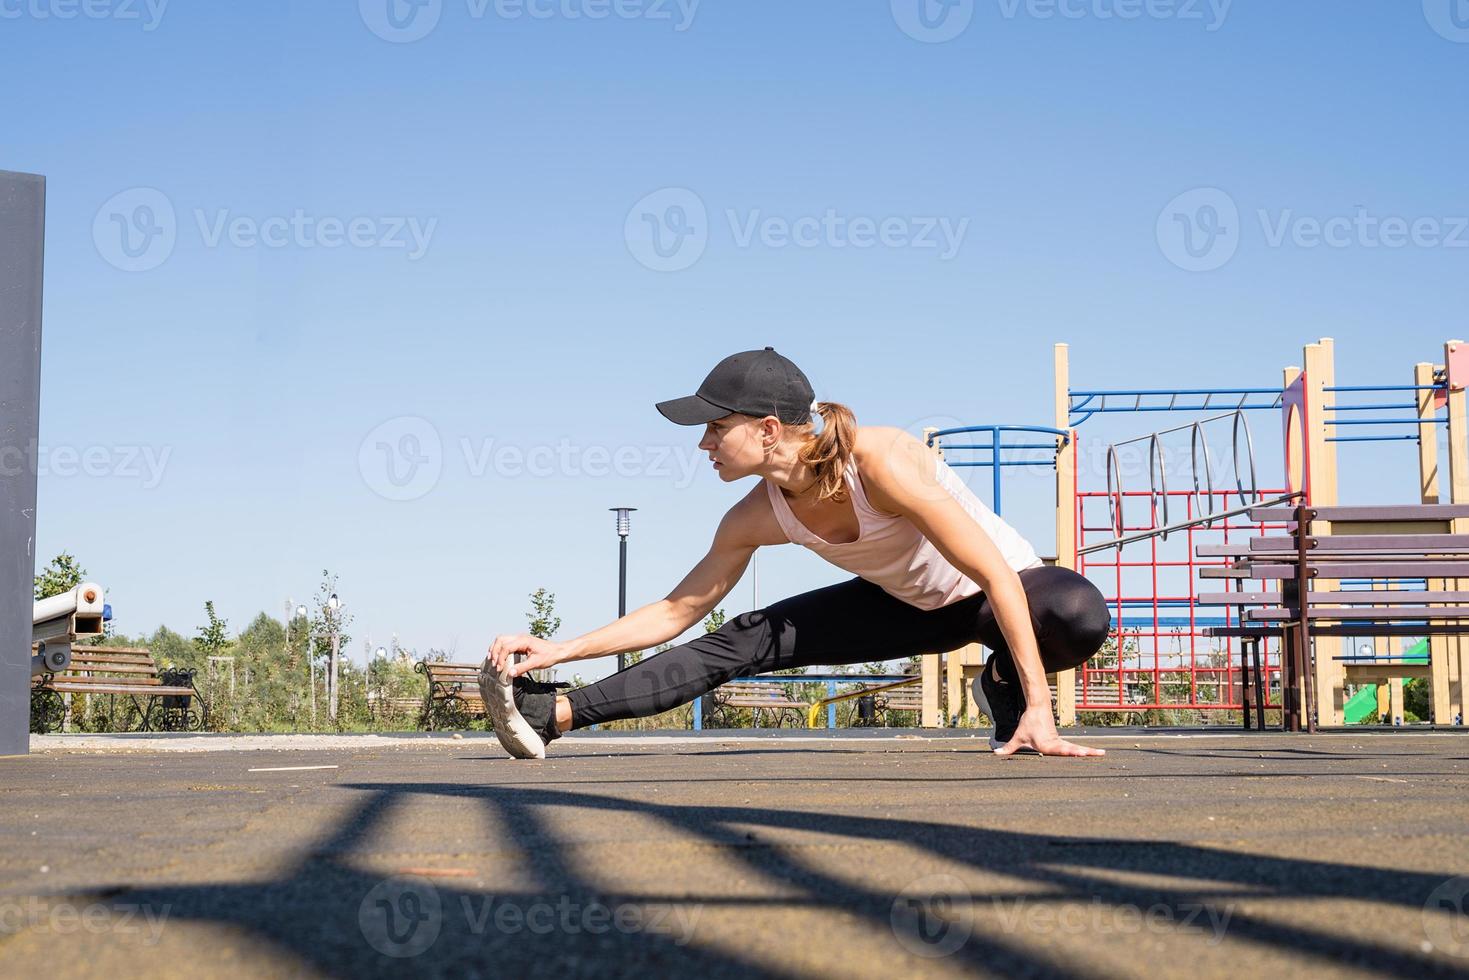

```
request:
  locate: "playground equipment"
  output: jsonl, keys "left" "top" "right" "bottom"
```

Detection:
{"left": 1, "top": 170, "right": 45, "bottom": 757}
{"left": 917, "top": 337, "right": 1469, "bottom": 730}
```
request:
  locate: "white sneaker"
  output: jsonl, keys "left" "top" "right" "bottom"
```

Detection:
{"left": 478, "top": 659, "right": 546, "bottom": 760}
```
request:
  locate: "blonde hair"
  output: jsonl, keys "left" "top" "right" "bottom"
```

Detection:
{"left": 793, "top": 401, "right": 858, "bottom": 503}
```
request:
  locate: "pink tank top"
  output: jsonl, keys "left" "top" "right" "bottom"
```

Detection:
{"left": 765, "top": 455, "right": 1044, "bottom": 610}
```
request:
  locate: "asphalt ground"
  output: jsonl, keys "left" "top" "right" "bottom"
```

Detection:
{"left": 2, "top": 730, "right": 1467, "bottom": 979}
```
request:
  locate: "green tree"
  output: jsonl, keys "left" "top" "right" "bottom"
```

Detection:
{"left": 195, "top": 601, "right": 231, "bottom": 656}
{"left": 526, "top": 587, "right": 560, "bottom": 639}
{"left": 34, "top": 551, "right": 86, "bottom": 601}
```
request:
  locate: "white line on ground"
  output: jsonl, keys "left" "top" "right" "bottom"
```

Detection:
{"left": 247, "top": 765, "right": 341, "bottom": 772}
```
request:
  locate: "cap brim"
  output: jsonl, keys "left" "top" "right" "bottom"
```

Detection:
{"left": 655, "top": 394, "right": 733, "bottom": 426}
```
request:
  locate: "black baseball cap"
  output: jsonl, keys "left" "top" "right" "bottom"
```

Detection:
{"left": 656, "top": 347, "right": 816, "bottom": 426}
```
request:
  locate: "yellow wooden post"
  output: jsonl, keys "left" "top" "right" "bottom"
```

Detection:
{"left": 1443, "top": 341, "right": 1469, "bottom": 726}
{"left": 1304, "top": 341, "right": 1343, "bottom": 725}
{"left": 1389, "top": 677, "right": 1405, "bottom": 725}
{"left": 1054, "top": 343, "right": 1079, "bottom": 726}
{"left": 1415, "top": 361, "right": 1453, "bottom": 726}
{"left": 921, "top": 426, "right": 944, "bottom": 727}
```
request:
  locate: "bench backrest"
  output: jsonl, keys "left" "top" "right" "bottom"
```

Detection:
{"left": 40, "top": 646, "right": 163, "bottom": 684}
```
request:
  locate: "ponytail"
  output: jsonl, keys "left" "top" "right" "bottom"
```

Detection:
{"left": 795, "top": 401, "right": 857, "bottom": 503}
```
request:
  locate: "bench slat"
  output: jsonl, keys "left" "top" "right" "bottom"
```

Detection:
{"left": 1248, "top": 504, "right": 1469, "bottom": 522}
{"left": 1246, "top": 606, "right": 1469, "bottom": 622}
{"left": 40, "top": 683, "right": 194, "bottom": 696}
{"left": 1198, "top": 591, "right": 1469, "bottom": 606}
{"left": 1235, "top": 562, "right": 1469, "bottom": 580}
{"left": 1248, "top": 534, "right": 1469, "bottom": 553}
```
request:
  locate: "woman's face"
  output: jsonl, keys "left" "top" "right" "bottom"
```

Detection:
{"left": 698, "top": 413, "right": 766, "bottom": 480}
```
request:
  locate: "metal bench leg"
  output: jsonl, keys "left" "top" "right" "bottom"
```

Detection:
{"left": 1253, "top": 641, "right": 1267, "bottom": 732}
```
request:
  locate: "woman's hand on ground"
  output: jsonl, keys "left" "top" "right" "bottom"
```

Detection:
{"left": 995, "top": 705, "right": 1106, "bottom": 758}
{"left": 487, "top": 634, "right": 568, "bottom": 678}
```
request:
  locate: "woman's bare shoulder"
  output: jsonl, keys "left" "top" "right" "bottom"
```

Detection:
{"left": 725, "top": 481, "right": 790, "bottom": 547}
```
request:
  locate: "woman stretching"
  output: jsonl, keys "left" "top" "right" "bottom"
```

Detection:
{"left": 480, "top": 347, "right": 1111, "bottom": 759}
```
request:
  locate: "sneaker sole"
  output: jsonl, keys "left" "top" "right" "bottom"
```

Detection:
{"left": 969, "top": 675, "right": 1006, "bottom": 752}
{"left": 478, "top": 660, "right": 546, "bottom": 760}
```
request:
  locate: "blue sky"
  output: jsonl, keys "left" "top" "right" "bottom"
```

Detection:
{"left": 4, "top": 2, "right": 1467, "bottom": 679}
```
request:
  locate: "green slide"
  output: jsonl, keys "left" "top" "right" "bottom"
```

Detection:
{"left": 1344, "top": 640, "right": 1428, "bottom": 724}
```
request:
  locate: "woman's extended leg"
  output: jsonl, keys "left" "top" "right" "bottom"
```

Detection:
{"left": 565, "top": 576, "right": 971, "bottom": 730}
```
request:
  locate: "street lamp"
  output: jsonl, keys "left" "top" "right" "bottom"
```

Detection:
{"left": 297, "top": 604, "right": 313, "bottom": 727}
{"left": 327, "top": 592, "right": 341, "bottom": 724}
{"left": 610, "top": 507, "right": 636, "bottom": 672}
{"left": 373, "top": 646, "right": 387, "bottom": 723}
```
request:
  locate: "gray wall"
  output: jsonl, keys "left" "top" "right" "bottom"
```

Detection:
{"left": 0, "top": 171, "right": 45, "bottom": 756}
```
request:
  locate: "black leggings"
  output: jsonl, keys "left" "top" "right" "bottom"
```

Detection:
{"left": 566, "top": 565, "right": 1112, "bottom": 729}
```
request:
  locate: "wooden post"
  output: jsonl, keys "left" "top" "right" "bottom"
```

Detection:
{"left": 1303, "top": 341, "right": 1342, "bottom": 726}
{"left": 1053, "top": 343, "right": 1079, "bottom": 726}
{"left": 1444, "top": 341, "right": 1469, "bottom": 726}
{"left": 921, "top": 426, "right": 943, "bottom": 727}
{"left": 1416, "top": 361, "right": 1454, "bottom": 726}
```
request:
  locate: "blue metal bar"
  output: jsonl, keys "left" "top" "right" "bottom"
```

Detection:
{"left": 827, "top": 680, "right": 836, "bottom": 729}
{"left": 693, "top": 695, "right": 701, "bottom": 730}
{"left": 1070, "top": 403, "right": 1281, "bottom": 418}
{"left": 940, "top": 442, "right": 1058, "bottom": 451}
{"left": 1327, "top": 436, "right": 1422, "bottom": 443}
{"left": 1323, "top": 403, "right": 1422, "bottom": 412}
{"left": 1325, "top": 385, "right": 1445, "bottom": 393}
{"left": 1072, "top": 387, "right": 1281, "bottom": 397}
{"left": 1325, "top": 418, "right": 1445, "bottom": 426}
{"left": 947, "top": 460, "right": 1058, "bottom": 468}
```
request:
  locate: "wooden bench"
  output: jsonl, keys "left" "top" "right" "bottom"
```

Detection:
{"left": 1196, "top": 503, "right": 1469, "bottom": 732}
{"left": 709, "top": 680, "right": 809, "bottom": 728}
{"left": 872, "top": 682, "right": 924, "bottom": 726}
{"left": 31, "top": 646, "right": 203, "bottom": 733}
{"left": 415, "top": 661, "right": 486, "bottom": 730}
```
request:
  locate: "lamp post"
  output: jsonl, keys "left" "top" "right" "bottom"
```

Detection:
{"left": 298, "top": 604, "right": 313, "bottom": 727}
{"left": 327, "top": 592, "right": 341, "bottom": 724}
{"left": 610, "top": 507, "right": 636, "bottom": 672}
{"left": 373, "top": 645, "right": 387, "bottom": 723}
